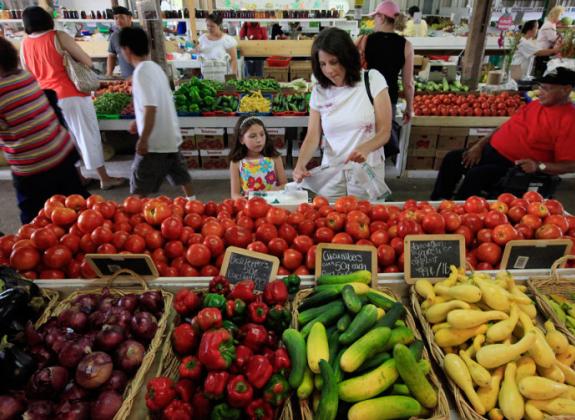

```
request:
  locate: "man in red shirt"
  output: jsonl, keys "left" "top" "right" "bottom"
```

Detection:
{"left": 240, "top": 23, "right": 267, "bottom": 77}
{"left": 431, "top": 66, "right": 575, "bottom": 200}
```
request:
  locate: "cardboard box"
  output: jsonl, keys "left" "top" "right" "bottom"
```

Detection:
{"left": 406, "top": 156, "right": 435, "bottom": 170}
{"left": 439, "top": 127, "right": 469, "bottom": 136}
{"left": 289, "top": 60, "right": 312, "bottom": 81}
{"left": 437, "top": 135, "right": 466, "bottom": 150}
{"left": 467, "top": 128, "right": 495, "bottom": 148}
{"left": 263, "top": 64, "right": 289, "bottom": 82}
{"left": 267, "top": 128, "right": 286, "bottom": 149}
{"left": 181, "top": 150, "right": 201, "bottom": 169}
{"left": 200, "top": 149, "right": 229, "bottom": 170}
{"left": 409, "top": 126, "right": 439, "bottom": 151}
{"left": 180, "top": 129, "right": 196, "bottom": 151}
{"left": 433, "top": 150, "right": 450, "bottom": 170}
{"left": 408, "top": 149, "right": 435, "bottom": 158}
{"left": 196, "top": 128, "right": 225, "bottom": 150}
{"left": 292, "top": 145, "right": 321, "bottom": 170}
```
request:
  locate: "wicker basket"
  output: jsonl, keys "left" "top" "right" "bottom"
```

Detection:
{"left": 528, "top": 255, "right": 575, "bottom": 345}
{"left": 35, "top": 288, "right": 60, "bottom": 328}
{"left": 48, "top": 269, "right": 173, "bottom": 420}
{"left": 293, "top": 287, "right": 450, "bottom": 420}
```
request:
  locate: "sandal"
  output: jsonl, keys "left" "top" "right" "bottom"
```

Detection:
{"left": 100, "top": 177, "right": 127, "bottom": 190}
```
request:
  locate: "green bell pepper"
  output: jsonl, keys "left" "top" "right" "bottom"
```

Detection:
{"left": 203, "top": 293, "right": 226, "bottom": 310}
{"left": 282, "top": 274, "right": 301, "bottom": 294}
{"left": 210, "top": 402, "right": 241, "bottom": 420}
{"left": 263, "top": 374, "right": 290, "bottom": 407}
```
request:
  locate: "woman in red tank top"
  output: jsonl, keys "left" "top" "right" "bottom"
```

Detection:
{"left": 21, "top": 6, "right": 125, "bottom": 190}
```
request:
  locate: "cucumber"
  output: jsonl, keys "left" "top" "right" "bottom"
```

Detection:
{"left": 357, "top": 351, "right": 392, "bottom": 373}
{"left": 316, "top": 360, "right": 338, "bottom": 420}
{"left": 307, "top": 322, "right": 329, "bottom": 374}
{"left": 332, "top": 349, "right": 345, "bottom": 383}
{"left": 314, "top": 373, "right": 323, "bottom": 391}
{"left": 348, "top": 396, "right": 422, "bottom": 420}
{"left": 299, "top": 301, "right": 338, "bottom": 325}
{"left": 297, "top": 367, "right": 314, "bottom": 399}
{"left": 337, "top": 313, "right": 351, "bottom": 332}
{"left": 394, "top": 319, "right": 406, "bottom": 328}
{"left": 383, "top": 326, "right": 415, "bottom": 351}
{"left": 327, "top": 328, "right": 340, "bottom": 363}
{"left": 339, "top": 304, "right": 378, "bottom": 345}
{"left": 298, "top": 288, "right": 341, "bottom": 311}
{"left": 418, "top": 359, "right": 431, "bottom": 375}
{"left": 316, "top": 270, "right": 371, "bottom": 285}
{"left": 394, "top": 344, "right": 438, "bottom": 409}
{"left": 340, "top": 327, "right": 391, "bottom": 373}
{"left": 314, "top": 283, "right": 370, "bottom": 295}
{"left": 392, "top": 383, "right": 411, "bottom": 396}
{"left": 312, "top": 391, "right": 321, "bottom": 412}
{"left": 300, "top": 301, "right": 345, "bottom": 338}
{"left": 366, "top": 289, "right": 396, "bottom": 310}
{"left": 338, "top": 359, "right": 398, "bottom": 402}
{"left": 282, "top": 329, "right": 307, "bottom": 388}
{"left": 341, "top": 285, "right": 362, "bottom": 313}
{"left": 375, "top": 302, "right": 405, "bottom": 328}
{"left": 409, "top": 340, "right": 424, "bottom": 362}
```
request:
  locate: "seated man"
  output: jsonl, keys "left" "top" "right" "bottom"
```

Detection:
{"left": 431, "top": 66, "right": 575, "bottom": 200}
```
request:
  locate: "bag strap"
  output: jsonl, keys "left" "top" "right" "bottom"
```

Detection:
{"left": 364, "top": 70, "right": 374, "bottom": 105}
{"left": 53, "top": 30, "right": 66, "bottom": 56}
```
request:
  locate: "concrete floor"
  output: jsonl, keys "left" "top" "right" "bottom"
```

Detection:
{"left": 0, "top": 176, "right": 574, "bottom": 235}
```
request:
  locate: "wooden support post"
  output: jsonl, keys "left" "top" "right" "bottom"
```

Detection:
{"left": 111, "top": 0, "right": 120, "bottom": 7}
{"left": 38, "top": 0, "right": 53, "bottom": 13}
{"left": 138, "top": 0, "right": 170, "bottom": 78}
{"left": 185, "top": 0, "right": 198, "bottom": 42}
{"left": 461, "top": 0, "right": 494, "bottom": 90}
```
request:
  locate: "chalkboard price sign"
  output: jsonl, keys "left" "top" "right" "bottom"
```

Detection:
{"left": 85, "top": 254, "right": 159, "bottom": 279}
{"left": 220, "top": 247, "right": 280, "bottom": 290}
{"left": 315, "top": 244, "right": 377, "bottom": 284}
{"left": 501, "top": 239, "right": 572, "bottom": 270}
{"left": 404, "top": 235, "right": 466, "bottom": 284}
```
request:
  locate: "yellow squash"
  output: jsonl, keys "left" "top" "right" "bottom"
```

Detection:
{"left": 444, "top": 353, "right": 486, "bottom": 415}
{"left": 447, "top": 309, "right": 508, "bottom": 329}
{"left": 506, "top": 276, "right": 537, "bottom": 319}
{"left": 474, "top": 277, "right": 511, "bottom": 312}
{"left": 554, "top": 360, "right": 575, "bottom": 386}
{"left": 477, "top": 366, "right": 504, "bottom": 412}
{"left": 557, "top": 345, "right": 575, "bottom": 366}
{"left": 515, "top": 356, "right": 537, "bottom": 384}
{"left": 435, "top": 324, "right": 488, "bottom": 348}
{"left": 538, "top": 363, "right": 566, "bottom": 383}
{"left": 486, "top": 304, "right": 519, "bottom": 343}
{"left": 488, "top": 408, "right": 504, "bottom": 420}
{"left": 524, "top": 403, "right": 545, "bottom": 420}
{"left": 415, "top": 279, "right": 436, "bottom": 301}
{"left": 518, "top": 312, "right": 556, "bottom": 369}
{"left": 528, "top": 397, "right": 575, "bottom": 416}
{"left": 476, "top": 329, "right": 537, "bottom": 369}
{"left": 425, "top": 300, "right": 470, "bottom": 324}
{"left": 544, "top": 320, "right": 569, "bottom": 354}
{"left": 435, "top": 284, "right": 482, "bottom": 303}
{"left": 559, "top": 384, "right": 575, "bottom": 399}
{"left": 460, "top": 349, "right": 491, "bottom": 387}
{"left": 518, "top": 376, "right": 569, "bottom": 400}
{"left": 498, "top": 362, "right": 524, "bottom": 420}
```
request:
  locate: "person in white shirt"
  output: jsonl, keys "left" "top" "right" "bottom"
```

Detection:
{"left": 534, "top": 6, "right": 564, "bottom": 77}
{"left": 404, "top": 6, "right": 428, "bottom": 37}
{"left": 512, "top": 20, "right": 561, "bottom": 80}
{"left": 293, "top": 27, "right": 393, "bottom": 199}
{"left": 197, "top": 13, "right": 238, "bottom": 77}
{"left": 119, "top": 27, "right": 194, "bottom": 197}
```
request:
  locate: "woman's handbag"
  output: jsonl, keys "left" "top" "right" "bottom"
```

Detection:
{"left": 54, "top": 31, "right": 100, "bottom": 93}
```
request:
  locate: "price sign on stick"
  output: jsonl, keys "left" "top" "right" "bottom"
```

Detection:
{"left": 85, "top": 254, "right": 159, "bottom": 279}
{"left": 404, "top": 235, "right": 466, "bottom": 284}
{"left": 500, "top": 239, "right": 572, "bottom": 270}
{"left": 316, "top": 244, "right": 377, "bottom": 283}
{"left": 220, "top": 247, "right": 280, "bottom": 291}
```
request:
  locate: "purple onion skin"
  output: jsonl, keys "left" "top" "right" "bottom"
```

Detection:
{"left": 98, "top": 297, "right": 116, "bottom": 313}
{"left": 105, "top": 308, "right": 131, "bottom": 329}
{"left": 89, "top": 311, "right": 109, "bottom": 331}
{"left": 61, "top": 383, "right": 88, "bottom": 403}
{"left": 130, "top": 312, "right": 157, "bottom": 341}
{"left": 26, "top": 366, "right": 69, "bottom": 400}
{"left": 0, "top": 395, "right": 25, "bottom": 420}
{"left": 95, "top": 325, "right": 125, "bottom": 352}
{"left": 23, "top": 400, "right": 55, "bottom": 420}
{"left": 59, "top": 309, "right": 89, "bottom": 332}
{"left": 58, "top": 339, "right": 91, "bottom": 369}
{"left": 29, "top": 346, "right": 55, "bottom": 369}
{"left": 25, "top": 321, "right": 44, "bottom": 347}
{"left": 91, "top": 391, "right": 122, "bottom": 420}
{"left": 116, "top": 340, "right": 145, "bottom": 373}
{"left": 116, "top": 294, "right": 138, "bottom": 313}
{"left": 139, "top": 291, "right": 164, "bottom": 314}
{"left": 55, "top": 401, "right": 90, "bottom": 420}
{"left": 101, "top": 371, "right": 128, "bottom": 393}
{"left": 75, "top": 353, "right": 113, "bottom": 390}
{"left": 72, "top": 294, "right": 99, "bottom": 314}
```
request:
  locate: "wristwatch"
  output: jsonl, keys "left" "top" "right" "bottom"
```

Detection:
{"left": 538, "top": 162, "right": 547, "bottom": 172}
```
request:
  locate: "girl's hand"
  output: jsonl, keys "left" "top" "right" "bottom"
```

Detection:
{"left": 346, "top": 145, "right": 369, "bottom": 163}
{"left": 293, "top": 165, "right": 311, "bottom": 183}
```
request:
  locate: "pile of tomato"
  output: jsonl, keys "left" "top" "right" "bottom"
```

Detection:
{"left": 413, "top": 92, "right": 524, "bottom": 117}
{"left": 0, "top": 192, "right": 573, "bottom": 279}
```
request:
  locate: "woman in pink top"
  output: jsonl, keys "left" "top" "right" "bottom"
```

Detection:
{"left": 20, "top": 6, "right": 124, "bottom": 190}
{"left": 534, "top": 5, "right": 564, "bottom": 78}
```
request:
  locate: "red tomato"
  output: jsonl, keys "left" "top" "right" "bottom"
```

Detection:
{"left": 179, "top": 264, "right": 200, "bottom": 277}
{"left": 544, "top": 199, "right": 564, "bottom": 215}
{"left": 224, "top": 226, "right": 252, "bottom": 248}
{"left": 79, "top": 234, "right": 97, "bottom": 253}
{"left": 112, "top": 231, "right": 130, "bottom": 250}
{"left": 42, "top": 245, "right": 72, "bottom": 269}
{"left": 520, "top": 214, "right": 543, "bottom": 230}
{"left": 334, "top": 196, "right": 358, "bottom": 213}
{"left": 143, "top": 200, "right": 172, "bottom": 226}
{"left": 122, "top": 196, "right": 143, "bottom": 214}
{"left": 332, "top": 232, "right": 354, "bottom": 245}
{"left": 255, "top": 223, "right": 278, "bottom": 244}
{"left": 90, "top": 227, "right": 113, "bottom": 246}
{"left": 245, "top": 197, "right": 269, "bottom": 219}
{"left": 454, "top": 225, "right": 473, "bottom": 247}
{"left": 312, "top": 196, "right": 329, "bottom": 209}
{"left": 370, "top": 205, "right": 390, "bottom": 222}
{"left": 294, "top": 266, "right": 310, "bottom": 276}
{"left": 97, "top": 244, "right": 117, "bottom": 254}
{"left": 507, "top": 206, "right": 527, "bottom": 223}
{"left": 442, "top": 212, "right": 462, "bottom": 232}
{"left": 185, "top": 199, "right": 205, "bottom": 215}
{"left": 266, "top": 207, "right": 288, "bottom": 226}
{"left": 268, "top": 238, "right": 289, "bottom": 257}
{"left": 202, "top": 221, "right": 224, "bottom": 238}
{"left": 204, "top": 201, "right": 218, "bottom": 216}
{"left": 476, "top": 262, "right": 494, "bottom": 271}
{"left": 283, "top": 249, "right": 303, "bottom": 270}
{"left": 287, "top": 212, "right": 305, "bottom": 226}
{"left": 31, "top": 227, "right": 58, "bottom": 250}
{"left": 278, "top": 224, "right": 297, "bottom": 244}
{"left": 484, "top": 210, "right": 508, "bottom": 229}
{"left": 39, "top": 269, "right": 65, "bottom": 279}
{"left": 185, "top": 243, "right": 212, "bottom": 267}
{"left": 80, "top": 260, "right": 96, "bottom": 278}
{"left": 421, "top": 213, "right": 446, "bottom": 234}
{"left": 161, "top": 216, "right": 184, "bottom": 240}
{"left": 464, "top": 196, "right": 488, "bottom": 214}
{"left": 476, "top": 242, "right": 502, "bottom": 265}
{"left": 145, "top": 230, "right": 164, "bottom": 250}
{"left": 370, "top": 230, "right": 390, "bottom": 246}
{"left": 315, "top": 227, "right": 335, "bottom": 243}
{"left": 133, "top": 223, "right": 154, "bottom": 238}
{"left": 93, "top": 202, "right": 116, "bottom": 220}
{"left": 515, "top": 223, "right": 534, "bottom": 239}
{"left": 477, "top": 229, "right": 493, "bottom": 244}
{"left": 318, "top": 205, "right": 332, "bottom": 218}
{"left": 184, "top": 213, "right": 203, "bottom": 230}
{"left": 51, "top": 207, "right": 77, "bottom": 226}
{"left": 77, "top": 209, "right": 104, "bottom": 234}
{"left": 10, "top": 247, "right": 40, "bottom": 271}
{"left": 347, "top": 210, "right": 370, "bottom": 225}
{"left": 237, "top": 216, "right": 255, "bottom": 232}
{"left": 390, "top": 237, "right": 404, "bottom": 255}
{"left": 200, "top": 265, "right": 219, "bottom": 277}
{"left": 345, "top": 221, "right": 370, "bottom": 240}
{"left": 86, "top": 194, "right": 105, "bottom": 209}
{"left": 492, "top": 224, "right": 518, "bottom": 246}
{"left": 306, "top": 245, "right": 316, "bottom": 269}
{"left": 247, "top": 241, "right": 269, "bottom": 254}
{"left": 523, "top": 191, "right": 544, "bottom": 203}
{"left": 152, "top": 248, "right": 168, "bottom": 265}
{"left": 203, "top": 235, "right": 225, "bottom": 256}
{"left": 535, "top": 224, "right": 563, "bottom": 240}
{"left": 165, "top": 240, "right": 185, "bottom": 259}
{"left": 124, "top": 234, "right": 146, "bottom": 253}
{"left": 461, "top": 213, "right": 483, "bottom": 233}
{"left": 293, "top": 235, "right": 314, "bottom": 254}
{"left": 544, "top": 215, "right": 569, "bottom": 234}
{"left": 0, "top": 235, "right": 16, "bottom": 257}
{"left": 377, "top": 245, "right": 396, "bottom": 267}
{"left": 298, "top": 220, "right": 315, "bottom": 237}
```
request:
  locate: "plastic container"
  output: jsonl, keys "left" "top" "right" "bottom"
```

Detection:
{"left": 265, "top": 56, "right": 292, "bottom": 68}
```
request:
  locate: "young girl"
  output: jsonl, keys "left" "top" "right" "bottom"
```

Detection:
{"left": 229, "top": 116, "right": 287, "bottom": 199}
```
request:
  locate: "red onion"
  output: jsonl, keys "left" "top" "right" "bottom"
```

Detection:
{"left": 0, "top": 395, "right": 25, "bottom": 420}
{"left": 139, "top": 291, "right": 164, "bottom": 314}
{"left": 102, "top": 371, "right": 128, "bottom": 393}
{"left": 25, "top": 321, "right": 44, "bottom": 347}
{"left": 58, "top": 339, "right": 91, "bottom": 369}
{"left": 91, "top": 391, "right": 122, "bottom": 420}
{"left": 89, "top": 311, "right": 109, "bottom": 330}
{"left": 61, "top": 384, "right": 88, "bottom": 403}
{"left": 59, "top": 309, "right": 88, "bottom": 332}
{"left": 72, "top": 294, "right": 99, "bottom": 314}
{"left": 26, "top": 366, "right": 69, "bottom": 400}
{"left": 116, "top": 340, "right": 145, "bottom": 373}
{"left": 75, "top": 352, "right": 113, "bottom": 389}
{"left": 95, "top": 325, "right": 125, "bottom": 351}
{"left": 116, "top": 294, "right": 138, "bottom": 313}
{"left": 98, "top": 296, "right": 116, "bottom": 312}
{"left": 55, "top": 401, "right": 90, "bottom": 420}
{"left": 23, "top": 400, "right": 54, "bottom": 419}
{"left": 29, "top": 346, "right": 54, "bottom": 369}
{"left": 105, "top": 308, "right": 131, "bottom": 329}
{"left": 130, "top": 312, "right": 157, "bottom": 341}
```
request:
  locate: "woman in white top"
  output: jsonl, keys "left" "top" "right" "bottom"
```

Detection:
{"left": 293, "top": 28, "right": 393, "bottom": 200}
{"left": 197, "top": 13, "right": 238, "bottom": 76}
{"left": 512, "top": 20, "right": 561, "bottom": 80}
{"left": 534, "top": 6, "right": 564, "bottom": 77}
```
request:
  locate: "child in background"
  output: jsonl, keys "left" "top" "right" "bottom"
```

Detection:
{"left": 118, "top": 27, "right": 195, "bottom": 198}
{"left": 229, "top": 116, "right": 287, "bottom": 199}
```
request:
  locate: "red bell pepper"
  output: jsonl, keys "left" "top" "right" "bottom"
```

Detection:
{"left": 226, "top": 374, "right": 254, "bottom": 408}
{"left": 174, "top": 288, "right": 200, "bottom": 316}
{"left": 226, "top": 298, "right": 247, "bottom": 321}
{"left": 228, "top": 280, "right": 256, "bottom": 303}
{"left": 175, "top": 379, "right": 195, "bottom": 402}
{"left": 198, "top": 328, "right": 236, "bottom": 370}
{"left": 263, "top": 280, "right": 288, "bottom": 305}
{"left": 191, "top": 392, "right": 211, "bottom": 419}
{"left": 172, "top": 322, "right": 198, "bottom": 355}
{"left": 265, "top": 330, "right": 278, "bottom": 349}
{"left": 209, "top": 275, "right": 231, "bottom": 296}
{"left": 272, "top": 348, "right": 291, "bottom": 373}
{"left": 178, "top": 355, "right": 203, "bottom": 381}
{"left": 240, "top": 323, "right": 268, "bottom": 351}
{"left": 263, "top": 374, "right": 290, "bottom": 407}
{"left": 248, "top": 301, "right": 269, "bottom": 324}
{"left": 162, "top": 399, "right": 193, "bottom": 419}
{"left": 232, "top": 345, "right": 253, "bottom": 373}
{"left": 197, "top": 307, "right": 223, "bottom": 331}
{"left": 245, "top": 355, "right": 273, "bottom": 389}
{"left": 204, "top": 370, "right": 230, "bottom": 400}
{"left": 145, "top": 377, "right": 177, "bottom": 412}
{"left": 246, "top": 399, "right": 274, "bottom": 420}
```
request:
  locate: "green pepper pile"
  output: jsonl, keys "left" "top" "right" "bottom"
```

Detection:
{"left": 93, "top": 92, "right": 132, "bottom": 115}
{"left": 174, "top": 77, "right": 222, "bottom": 113}
{"left": 225, "top": 78, "right": 280, "bottom": 93}
{"left": 272, "top": 93, "right": 308, "bottom": 113}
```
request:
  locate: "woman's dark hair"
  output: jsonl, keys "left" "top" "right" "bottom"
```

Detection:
{"left": 229, "top": 116, "right": 278, "bottom": 162}
{"left": 119, "top": 27, "right": 149, "bottom": 56}
{"left": 22, "top": 6, "right": 54, "bottom": 34}
{"left": 311, "top": 27, "right": 361, "bottom": 89}
{"left": 0, "top": 37, "right": 19, "bottom": 73}
{"left": 408, "top": 6, "right": 420, "bottom": 17}
{"left": 206, "top": 13, "right": 223, "bottom": 26}
{"left": 521, "top": 20, "right": 538, "bottom": 34}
